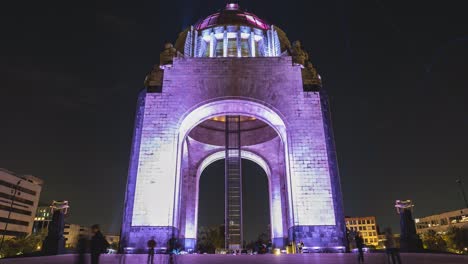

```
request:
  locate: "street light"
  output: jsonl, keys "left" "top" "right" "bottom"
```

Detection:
{"left": 456, "top": 179, "right": 468, "bottom": 209}
{"left": 0, "top": 180, "right": 22, "bottom": 251}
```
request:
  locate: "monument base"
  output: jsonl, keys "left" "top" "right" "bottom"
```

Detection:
{"left": 400, "top": 237, "right": 424, "bottom": 252}
{"left": 123, "top": 226, "right": 179, "bottom": 253}
{"left": 272, "top": 237, "right": 286, "bottom": 249}
{"left": 182, "top": 238, "right": 196, "bottom": 251}
{"left": 288, "top": 225, "right": 345, "bottom": 248}
{"left": 42, "top": 236, "right": 65, "bottom": 255}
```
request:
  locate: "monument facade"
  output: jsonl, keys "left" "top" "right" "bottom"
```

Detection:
{"left": 121, "top": 3, "right": 345, "bottom": 252}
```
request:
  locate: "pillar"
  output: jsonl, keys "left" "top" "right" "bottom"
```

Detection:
{"left": 223, "top": 29, "right": 228, "bottom": 57}
{"left": 237, "top": 30, "right": 242, "bottom": 58}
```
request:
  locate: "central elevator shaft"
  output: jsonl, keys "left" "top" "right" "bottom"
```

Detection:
{"left": 225, "top": 116, "right": 243, "bottom": 250}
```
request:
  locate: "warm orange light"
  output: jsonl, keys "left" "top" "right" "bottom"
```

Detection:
{"left": 211, "top": 116, "right": 256, "bottom": 122}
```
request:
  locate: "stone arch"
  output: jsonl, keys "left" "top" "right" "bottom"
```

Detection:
{"left": 177, "top": 98, "right": 288, "bottom": 144}
{"left": 175, "top": 98, "right": 292, "bottom": 249}
{"left": 192, "top": 150, "right": 273, "bottom": 242}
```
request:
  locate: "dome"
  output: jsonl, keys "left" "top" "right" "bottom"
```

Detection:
{"left": 194, "top": 3, "right": 270, "bottom": 31}
{"left": 174, "top": 3, "right": 292, "bottom": 58}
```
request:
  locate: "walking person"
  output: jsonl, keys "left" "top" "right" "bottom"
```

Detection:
{"left": 385, "top": 228, "right": 402, "bottom": 264}
{"left": 147, "top": 237, "right": 157, "bottom": 264}
{"left": 90, "top": 224, "right": 110, "bottom": 264}
{"left": 355, "top": 232, "right": 365, "bottom": 263}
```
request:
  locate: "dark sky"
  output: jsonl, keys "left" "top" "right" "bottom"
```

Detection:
{"left": 0, "top": 0, "right": 467, "bottom": 236}
{"left": 199, "top": 160, "right": 270, "bottom": 243}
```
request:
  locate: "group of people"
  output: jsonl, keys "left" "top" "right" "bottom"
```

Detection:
{"left": 384, "top": 228, "right": 402, "bottom": 264}
{"left": 146, "top": 237, "right": 178, "bottom": 264}
{"left": 76, "top": 224, "right": 110, "bottom": 264}
{"left": 354, "top": 228, "right": 402, "bottom": 264}
{"left": 75, "top": 230, "right": 404, "bottom": 264}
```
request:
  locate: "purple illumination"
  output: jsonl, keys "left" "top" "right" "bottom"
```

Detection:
{"left": 194, "top": 5, "right": 270, "bottom": 31}
{"left": 195, "top": 150, "right": 285, "bottom": 241}
{"left": 226, "top": 3, "right": 239, "bottom": 10}
{"left": 121, "top": 39, "right": 345, "bottom": 251}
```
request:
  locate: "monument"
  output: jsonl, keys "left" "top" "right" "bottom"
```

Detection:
{"left": 395, "top": 200, "right": 423, "bottom": 252}
{"left": 42, "top": 201, "right": 69, "bottom": 255}
{"left": 121, "top": 3, "right": 345, "bottom": 252}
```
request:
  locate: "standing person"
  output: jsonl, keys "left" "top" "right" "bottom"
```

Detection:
{"left": 385, "top": 228, "right": 402, "bottom": 264}
{"left": 355, "top": 232, "right": 365, "bottom": 263}
{"left": 147, "top": 237, "right": 157, "bottom": 264}
{"left": 75, "top": 234, "right": 88, "bottom": 264}
{"left": 90, "top": 224, "right": 109, "bottom": 264}
{"left": 299, "top": 241, "right": 304, "bottom": 253}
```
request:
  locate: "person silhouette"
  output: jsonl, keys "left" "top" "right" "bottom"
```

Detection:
{"left": 385, "top": 228, "right": 402, "bottom": 264}
{"left": 90, "top": 224, "right": 109, "bottom": 264}
{"left": 147, "top": 237, "right": 157, "bottom": 263}
{"left": 75, "top": 234, "right": 87, "bottom": 264}
{"left": 355, "top": 232, "right": 365, "bottom": 263}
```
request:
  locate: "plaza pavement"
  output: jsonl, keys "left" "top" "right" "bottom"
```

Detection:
{"left": 1, "top": 253, "right": 467, "bottom": 264}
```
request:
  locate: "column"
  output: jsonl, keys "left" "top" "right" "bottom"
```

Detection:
{"left": 223, "top": 29, "right": 228, "bottom": 57}
{"left": 209, "top": 31, "right": 215, "bottom": 58}
{"left": 250, "top": 31, "right": 256, "bottom": 57}
{"left": 184, "top": 26, "right": 193, "bottom": 57}
{"left": 271, "top": 27, "right": 277, "bottom": 56}
{"left": 266, "top": 29, "right": 272, "bottom": 57}
{"left": 237, "top": 30, "right": 242, "bottom": 58}
{"left": 193, "top": 29, "right": 198, "bottom": 57}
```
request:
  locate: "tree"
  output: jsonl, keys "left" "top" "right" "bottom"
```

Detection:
{"left": 109, "top": 242, "right": 119, "bottom": 251}
{"left": 245, "top": 233, "right": 270, "bottom": 253}
{"left": 446, "top": 226, "right": 468, "bottom": 253}
{"left": 0, "top": 232, "right": 45, "bottom": 258}
{"left": 196, "top": 226, "right": 224, "bottom": 254}
{"left": 422, "top": 229, "right": 447, "bottom": 251}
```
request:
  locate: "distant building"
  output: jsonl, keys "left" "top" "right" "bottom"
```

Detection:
{"left": 377, "top": 233, "right": 400, "bottom": 249}
{"left": 0, "top": 168, "right": 43, "bottom": 238}
{"left": 64, "top": 223, "right": 90, "bottom": 248}
{"left": 415, "top": 208, "right": 468, "bottom": 234}
{"left": 105, "top": 234, "right": 120, "bottom": 246}
{"left": 345, "top": 216, "right": 379, "bottom": 246}
{"left": 32, "top": 204, "right": 53, "bottom": 234}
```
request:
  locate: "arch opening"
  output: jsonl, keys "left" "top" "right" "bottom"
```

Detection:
{"left": 176, "top": 99, "right": 292, "bottom": 250}
{"left": 197, "top": 159, "right": 270, "bottom": 253}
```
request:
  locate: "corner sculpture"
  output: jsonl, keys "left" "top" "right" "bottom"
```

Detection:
{"left": 395, "top": 200, "right": 423, "bottom": 252}
{"left": 42, "top": 200, "right": 69, "bottom": 255}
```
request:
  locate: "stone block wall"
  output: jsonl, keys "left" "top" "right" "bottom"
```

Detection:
{"left": 121, "top": 56, "right": 345, "bottom": 250}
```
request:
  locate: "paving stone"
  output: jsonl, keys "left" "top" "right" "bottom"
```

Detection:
{"left": 3, "top": 253, "right": 468, "bottom": 264}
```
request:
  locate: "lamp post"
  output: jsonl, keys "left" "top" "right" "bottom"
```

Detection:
{"left": 456, "top": 179, "right": 468, "bottom": 209}
{"left": 0, "top": 180, "right": 22, "bottom": 251}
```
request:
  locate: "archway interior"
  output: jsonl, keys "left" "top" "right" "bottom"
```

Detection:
{"left": 180, "top": 112, "right": 287, "bottom": 250}
{"left": 197, "top": 159, "right": 270, "bottom": 250}
{"left": 188, "top": 115, "right": 279, "bottom": 146}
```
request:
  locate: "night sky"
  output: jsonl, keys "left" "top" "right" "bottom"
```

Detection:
{"left": 1, "top": 0, "right": 467, "bottom": 238}
{"left": 199, "top": 160, "right": 270, "bottom": 243}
